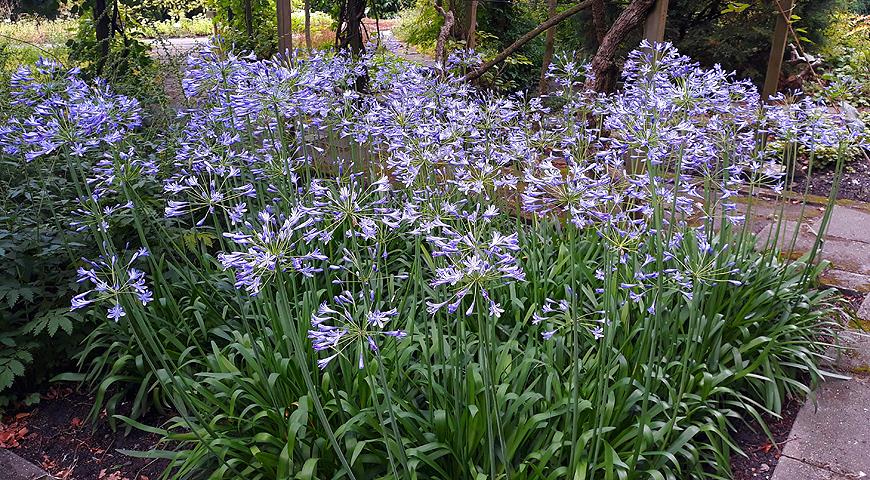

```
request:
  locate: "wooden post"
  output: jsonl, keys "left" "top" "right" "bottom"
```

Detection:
{"left": 94, "top": 0, "right": 111, "bottom": 74}
{"left": 206, "top": 9, "right": 218, "bottom": 37}
{"left": 277, "top": 0, "right": 292, "bottom": 55}
{"left": 643, "top": 0, "right": 668, "bottom": 43}
{"left": 467, "top": 0, "right": 479, "bottom": 49}
{"left": 762, "top": 0, "right": 795, "bottom": 101}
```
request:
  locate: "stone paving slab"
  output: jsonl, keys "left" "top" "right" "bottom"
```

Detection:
{"left": 821, "top": 270, "right": 870, "bottom": 294}
{"left": 829, "top": 331, "right": 870, "bottom": 376}
{"left": 771, "top": 377, "right": 870, "bottom": 480}
{"left": 766, "top": 199, "right": 870, "bottom": 480}
{"left": 751, "top": 200, "right": 870, "bottom": 289}
{"left": 0, "top": 449, "right": 53, "bottom": 480}
{"left": 821, "top": 239, "right": 870, "bottom": 276}
{"left": 772, "top": 323, "right": 870, "bottom": 480}
{"left": 772, "top": 457, "right": 856, "bottom": 480}
{"left": 818, "top": 206, "right": 870, "bottom": 243}
{"left": 858, "top": 294, "right": 870, "bottom": 323}
{"left": 756, "top": 220, "right": 819, "bottom": 253}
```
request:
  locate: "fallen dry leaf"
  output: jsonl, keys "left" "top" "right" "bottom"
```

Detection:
{"left": 98, "top": 469, "right": 129, "bottom": 480}
{"left": 0, "top": 423, "right": 29, "bottom": 448}
{"left": 55, "top": 466, "right": 75, "bottom": 480}
{"left": 44, "top": 385, "right": 73, "bottom": 400}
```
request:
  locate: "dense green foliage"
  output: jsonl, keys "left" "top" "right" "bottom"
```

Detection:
{"left": 668, "top": 0, "right": 848, "bottom": 82}
{"left": 0, "top": 0, "right": 865, "bottom": 478}
{"left": 0, "top": 113, "right": 89, "bottom": 406}
{"left": 2, "top": 39, "right": 862, "bottom": 478}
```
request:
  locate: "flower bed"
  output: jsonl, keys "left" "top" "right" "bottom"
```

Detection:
{"left": 0, "top": 41, "right": 866, "bottom": 479}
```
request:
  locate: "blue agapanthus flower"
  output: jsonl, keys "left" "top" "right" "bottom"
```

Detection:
{"left": 71, "top": 248, "right": 153, "bottom": 321}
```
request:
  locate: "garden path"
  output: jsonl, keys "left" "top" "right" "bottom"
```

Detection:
{"left": 770, "top": 322, "right": 870, "bottom": 480}
{"left": 755, "top": 198, "right": 870, "bottom": 479}
{"left": 746, "top": 197, "right": 870, "bottom": 293}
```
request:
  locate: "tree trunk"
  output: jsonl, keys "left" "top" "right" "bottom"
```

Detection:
{"left": 591, "top": 0, "right": 617, "bottom": 91}
{"left": 336, "top": 0, "right": 366, "bottom": 54}
{"left": 537, "top": 0, "right": 557, "bottom": 95}
{"left": 467, "top": 0, "right": 479, "bottom": 49}
{"left": 448, "top": 0, "right": 470, "bottom": 42}
{"left": 464, "top": 0, "right": 593, "bottom": 83}
{"left": 94, "top": 0, "right": 111, "bottom": 75}
{"left": 586, "top": 0, "right": 655, "bottom": 92}
{"left": 434, "top": 0, "right": 455, "bottom": 68}
{"left": 342, "top": 0, "right": 366, "bottom": 55}
{"left": 337, "top": 0, "right": 368, "bottom": 91}
{"left": 304, "top": 0, "right": 312, "bottom": 50}
{"left": 277, "top": 0, "right": 292, "bottom": 56}
{"left": 244, "top": 0, "right": 253, "bottom": 41}
{"left": 591, "top": 0, "right": 607, "bottom": 44}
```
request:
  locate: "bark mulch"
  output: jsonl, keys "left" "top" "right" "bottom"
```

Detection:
{"left": 1, "top": 384, "right": 167, "bottom": 480}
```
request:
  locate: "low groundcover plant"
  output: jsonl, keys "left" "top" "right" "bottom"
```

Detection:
{"left": 1, "top": 40, "right": 866, "bottom": 479}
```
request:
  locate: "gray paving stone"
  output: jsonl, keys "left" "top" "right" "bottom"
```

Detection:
{"left": 0, "top": 449, "right": 53, "bottom": 480}
{"left": 818, "top": 239, "right": 870, "bottom": 276}
{"left": 749, "top": 203, "right": 870, "bottom": 291}
{"left": 755, "top": 220, "right": 819, "bottom": 253}
{"left": 816, "top": 206, "right": 870, "bottom": 243}
{"left": 820, "top": 270, "right": 870, "bottom": 294}
{"left": 773, "top": 376, "right": 870, "bottom": 480}
{"left": 737, "top": 198, "right": 826, "bottom": 224}
{"left": 772, "top": 457, "right": 854, "bottom": 480}
{"left": 754, "top": 222, "right": 870, "bottom": 275}
{"left": 823, "top": 330, "right": 870, "bottom": 377}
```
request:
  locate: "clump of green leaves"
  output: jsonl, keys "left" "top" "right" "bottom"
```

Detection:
{"left": 0, "top": 165, "right": 86, "bottom": 406}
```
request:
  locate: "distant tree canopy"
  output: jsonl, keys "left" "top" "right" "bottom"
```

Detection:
{"left": 7, "top": 0, "right": 860, "bottom": 93}
{"left": 667, "top": 0, "right": 849, "bottom": 82}
{"left": 10, "top": 0, "right": 60, "bottom": 18}
{"left": 402, "top": 0, "right": 853, "bottom": 90}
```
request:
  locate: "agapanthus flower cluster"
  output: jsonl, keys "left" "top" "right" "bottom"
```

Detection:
{"left": 765, "top": 93, "right": 868, "bottom": 150}
{"left": 308, "top": 291, "right": 407, "bottom": 369}
{"left": 0, "top": 59, "right": 141, "bottom": 161}
{"left": 309, "top": 173, "right": 401, "bottom": 241}
{"left": 71, "top": 248, "right": 153, "bottom": 321}
{"left": 4, "top": 37, "right": 865, "bottom": 379}
{"left": 425, "top": 206, "right": 525, "bottom": 318}
{"left": 164, "top": 169, "right": 257, "bottom": 226}
{"left": 218, "top": 208, "right": 327, "bottom": 295}
{"left": 533, "top": 295, "right": 605, "bottom": 342}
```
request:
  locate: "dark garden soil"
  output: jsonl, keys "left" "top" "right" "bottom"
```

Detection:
{"left": 0, "top": 384, "right": 168, "bottom": 480}
{"left": 729, "top": 397, "right": 802, "bottom": 480}
{"left": 792, "top": 153, "right": 870, "bottom": 203}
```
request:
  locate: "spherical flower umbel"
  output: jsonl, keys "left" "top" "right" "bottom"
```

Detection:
{"left": 0, "top": 60, "right": 141, "bottom": 161}
{"left": 71, "top": 248, "right": 153, "bottom": 321}
{"left": 308, "top": 291, "right": 407, "bottom": 370}
{"left": 425, "top": 208, "right": 525, "bottom": 318}
{"left": 218, "top": 208, "right": 327, "bottom": 295}
{"left": 164, "top": 169, "right": 257, "bottom": 227}
{"left": 533, "top": 296, "right": 605, "bottom": 342}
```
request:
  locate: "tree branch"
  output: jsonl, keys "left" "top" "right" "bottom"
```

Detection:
{"left": 463, "top": 0, "right": 594, "bottom": 83}
{"left": 591, "top": 0, "right": 608, "bottom": 45}
{"left": 586, "top": 0, "right": 656, "bottom": 92}
{"left": 434, "top": 0, "right": 455, "bottom": 69}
